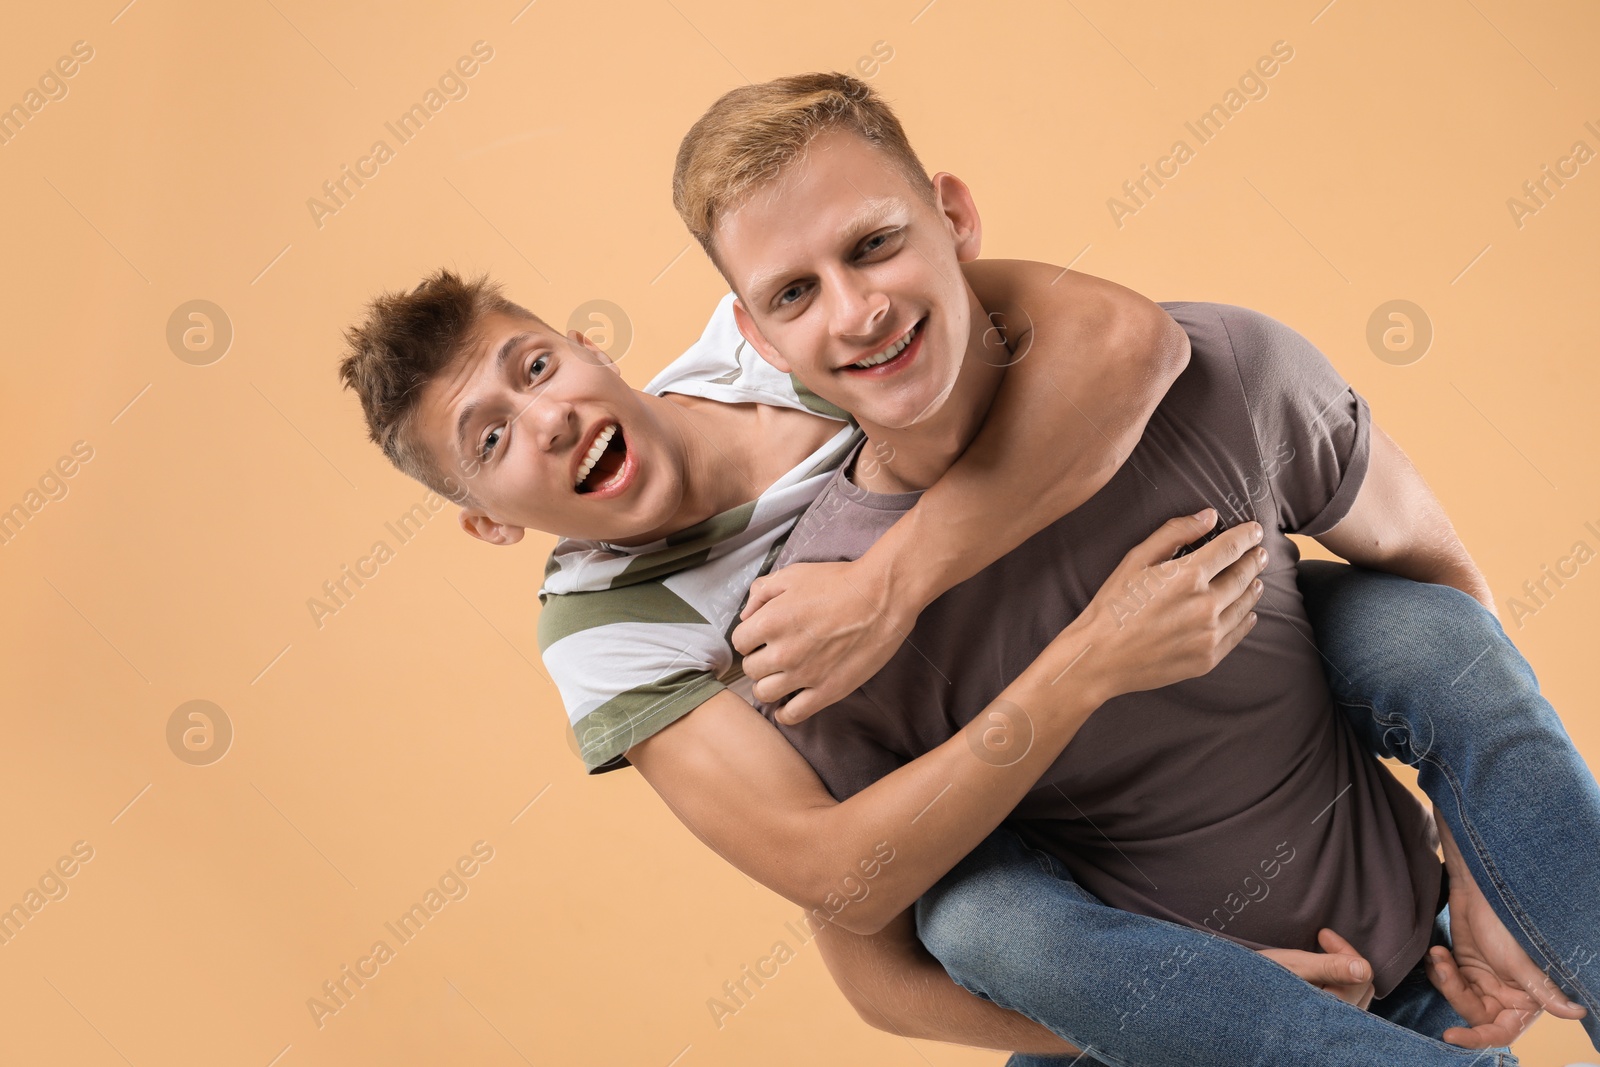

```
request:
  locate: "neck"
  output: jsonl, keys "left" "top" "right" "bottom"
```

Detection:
{"left": 852, "top": 287, "right": 1007, "bottom": 493}
{"left": 641, "top": 392, "right": 767, "bottom": 536}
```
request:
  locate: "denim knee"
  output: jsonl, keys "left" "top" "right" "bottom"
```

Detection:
{"left": 916, "top": 869, "right": 1013, "bottom": 981}
{"left": 915, "top": 834, "right": 1062, "bottom": 985}
{"left": 1297, "top": 561, "right": 1496, "bottom": 661}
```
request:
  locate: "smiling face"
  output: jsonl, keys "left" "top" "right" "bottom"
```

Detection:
{"left": 413, "top": 311, "right": 690, "bottom": 546}
{"left": 716, "top": 129, "right": 982, "bottom": 432}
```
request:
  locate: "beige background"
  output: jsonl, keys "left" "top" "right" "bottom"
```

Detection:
{"left": 2, "top": 1, "right": 1597, "bottom": 1064}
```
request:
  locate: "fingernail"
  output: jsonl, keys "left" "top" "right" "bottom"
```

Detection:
{"left": 1350, "top": 960, "right": 1369, "bottom": 980}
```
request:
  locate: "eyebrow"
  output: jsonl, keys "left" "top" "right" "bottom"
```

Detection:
{"left": 453, "top": 331, "right": 536, "bottom": 460}
{"left": 743, "top": 197, "right": 905, "bottom": 302}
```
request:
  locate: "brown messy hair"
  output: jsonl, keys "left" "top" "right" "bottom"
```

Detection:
{"left": 672, "top": 72, "right": 935, "bottom": 270}
{"left": 338, "top": 268, "right": 541, "bottom": 505}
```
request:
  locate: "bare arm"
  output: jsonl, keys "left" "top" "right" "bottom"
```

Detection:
{"left": 630, "top": 643, "right": 1102, "bottom": 937}
{"left": 629, "top": 514, "right": 1264, "bottom": 935}
{"left": 814, "top": 909, "right": 1080, "bottom": 1056}
{"left": 629, "top": 671, "right": 1096, "bottom": 938}
{"left": 1314, "top": 423, "right": 1495, "bottom": 615}
{"left": 733, "top": 261, "right": 1189, "bottom": 721}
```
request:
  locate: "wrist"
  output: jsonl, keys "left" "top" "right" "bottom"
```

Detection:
{"left": 858, "top": 530, "right": 938, "bottom": 622}
{"left": 1014, "top": 618, "right": 1113, "bottom": 718}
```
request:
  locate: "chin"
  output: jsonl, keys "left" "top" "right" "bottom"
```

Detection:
{"left": 885, "top": 372, "right": 964, "bottom": 430}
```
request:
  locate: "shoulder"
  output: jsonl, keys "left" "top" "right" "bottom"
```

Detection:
{"left": 1158, "top": 302, "right": 1305, "bottom": 360}
{"left": 1158, "top": 302, "right": 1343, "bottom": 404}
{"left": 1160, "top": 302, "right": 1331, "bottom": 365}
{"left": 645, "top": 294, "right": 848, "bottom": 420}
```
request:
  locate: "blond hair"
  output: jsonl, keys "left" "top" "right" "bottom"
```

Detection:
{"left": 672, "top": 72, "right": 934, "bottom": 265}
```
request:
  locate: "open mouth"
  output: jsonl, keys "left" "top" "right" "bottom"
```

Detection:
{"left": 575, "top": 423, "right": 630, "bottom": 494}
{"left": 845, "top": 318, "right": 925, "bottom": 374}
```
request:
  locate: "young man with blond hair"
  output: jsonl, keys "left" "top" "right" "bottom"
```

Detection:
{"left": 664, "top": 72, "right": 1600, "bottom": 1065}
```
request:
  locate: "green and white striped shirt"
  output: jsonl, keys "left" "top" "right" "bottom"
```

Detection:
{"left": 537, "top": 294, "right": 862, "bottom": 773}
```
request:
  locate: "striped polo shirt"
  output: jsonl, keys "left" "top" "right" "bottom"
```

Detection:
{"left": 537, "top": 293, "right": 861, "bottom": 772}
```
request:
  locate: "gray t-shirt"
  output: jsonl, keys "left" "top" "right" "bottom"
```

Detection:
{"left": 762, "top": 301, "right": 1442, "bottom": 998}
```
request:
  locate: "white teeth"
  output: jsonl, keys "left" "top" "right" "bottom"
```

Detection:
{"left": 853, "top": 323, "right": 918, "bottom": 369}
{"left": 575, "top": 424, "right": 616, "bottom": 488}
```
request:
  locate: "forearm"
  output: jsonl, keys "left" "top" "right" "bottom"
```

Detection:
{"left": 635, "top": 626, "right": 1108, "bottom": 936}
{"left": 802, "top": 633, "right": 1106, "bottom": 933}
{"left": 1418, "top": 559, "right": 1496, "bottom": 619}
{"left": 863, "top": 263, "right": 1188, "bottom": 613}
{"left": 816, "top": 913, "right": 1080, "bottom": 1056}
{"left": 1336, "top": 502, "right": 1493, "bottom": 613}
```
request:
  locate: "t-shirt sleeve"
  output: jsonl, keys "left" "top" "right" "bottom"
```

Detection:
{"left": 537, "top": 584, "right": 732, "bottom": 774}
{"left": 1217, "top": 304, "right": 1372, "bottom": 537}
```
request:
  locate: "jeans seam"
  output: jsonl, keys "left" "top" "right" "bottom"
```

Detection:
{"left": 1336, "top": 694, "right": 1600, "bottom": 1019}
{"left": 1424, "top": 748, "right": 1600, "bottom": 1017}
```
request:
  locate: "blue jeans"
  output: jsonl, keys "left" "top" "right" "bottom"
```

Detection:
{"left": 915, "top": 562, "right": 1600, "bottom": 1067}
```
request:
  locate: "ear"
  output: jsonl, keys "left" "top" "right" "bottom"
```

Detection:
{"left": 458, "top": 507, "right": 526, "bottom": 546}
{"left": 732, "top": 298, "right": 791, "bottom": 373}
{"left": 931, "top": 172, "right": 983, "bottom": 264}
{"left": 567, "top": 328, "right": 622, "bottom": 376}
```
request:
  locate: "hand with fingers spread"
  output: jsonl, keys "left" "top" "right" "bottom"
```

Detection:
{"left": 1259, "top": 929, "right": 1376, "bottom": 1009}
{"left": 1059, "top": 508, "right": 1268, "bottom": 702}
{"left": 1423, "top": 820, "right": 1587, "bottom": 1049}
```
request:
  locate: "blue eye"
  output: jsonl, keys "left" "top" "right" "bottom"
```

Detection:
{"left": 480, "top": 427, "right": 501, "bottom": 460}
{"left": 778, "top": 284, "right": 805, "bottom": 306}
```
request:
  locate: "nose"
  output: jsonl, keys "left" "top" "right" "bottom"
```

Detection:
{"left": 826, "top": 266, "right": 890, "bottom": 343}
{"left": 519, "top": 389, "right": 575, "bottom": 453}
